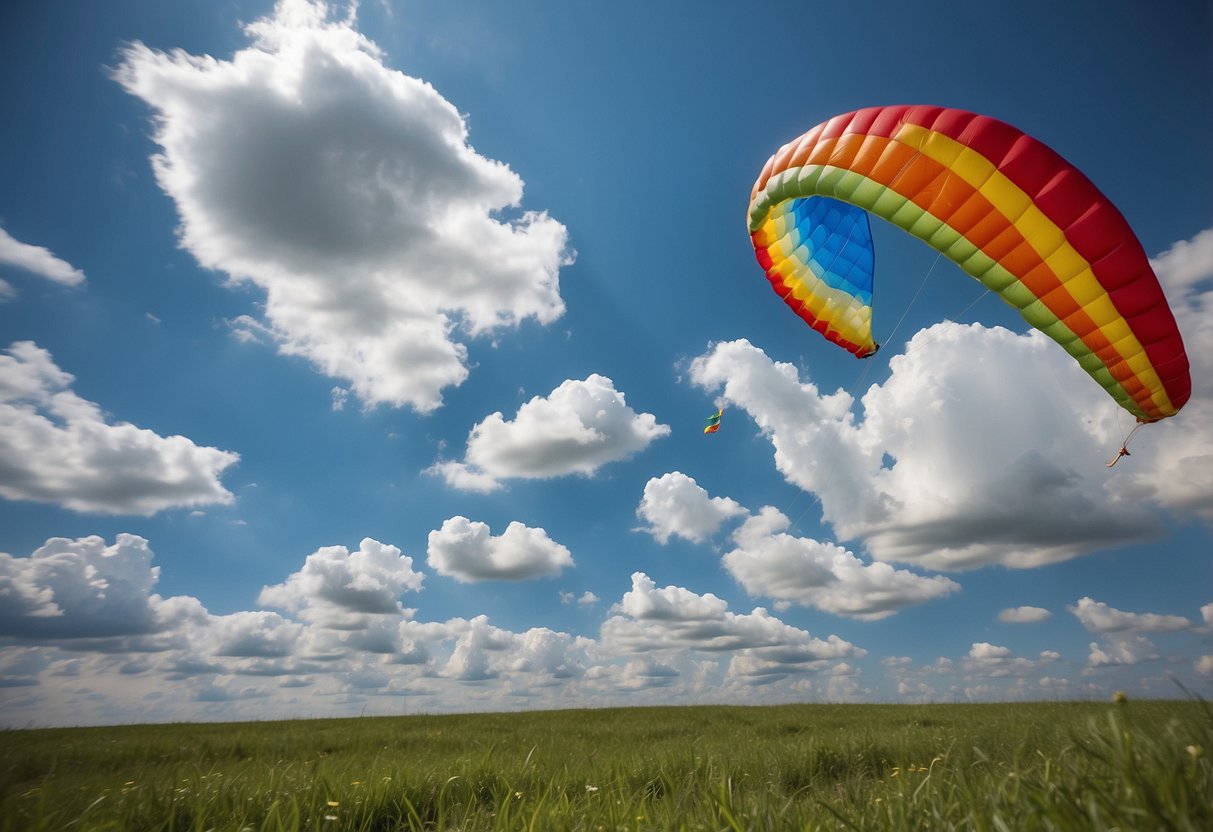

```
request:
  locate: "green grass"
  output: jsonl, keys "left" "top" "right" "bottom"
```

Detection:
{"left": 2, "top": 699, "right": 1210, "bottom": 830}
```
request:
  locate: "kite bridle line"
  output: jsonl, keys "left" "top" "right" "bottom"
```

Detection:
{"left": 784, "top": 240, "right": 948, "bottom": 535}
{"left": 841, "top": 132, "right": 958, "bottom": 400}
{"left": 843, "top": 247, "right": 951, "bottom": 407}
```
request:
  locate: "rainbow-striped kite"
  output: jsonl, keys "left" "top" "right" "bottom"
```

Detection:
{"left": 748, "top": 105, "right": 1189, "bottom": 424}
{"left": 703, "top": 409, "right": 722, "bottom": 435}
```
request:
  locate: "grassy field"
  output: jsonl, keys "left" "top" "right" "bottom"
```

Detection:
{"left": 2, "top": 698, "right": 1210, "bottom": 830}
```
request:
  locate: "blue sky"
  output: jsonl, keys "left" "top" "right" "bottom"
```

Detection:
{"left": 1, "top": 0, "right": 1211, "bottom": 726}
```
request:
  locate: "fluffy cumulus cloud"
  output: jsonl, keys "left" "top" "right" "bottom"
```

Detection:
{"left": 635, "top": 472, "right": 747, "bottom": 544}
{"left": 0, "top": 342, "right": 238, "bottom": 515}
{"left": 440, "top": 615, "right": 516, "bottom": 681}
{"left": 258, "top": 538, "right": 424, "bottom": 628}
{"left": 998, "top": 606, "right": 1052, "bottom": 624}
{"left": 600, "top": 572, "right": 863, "bottom": 685}
{"left": 633, "top": 473, "right": 958, "bottom": 620}
{"left": 1068, "top": 596, "right": 1193, "bottom": 634}
{"left": 690, "top": 331, "right": 1161, "bottom": 571}
{"left": 209, "top": 611, "right": 304, "bottom": 659}
{"left": 113, "top": 0, "right": 572, "bottom": 412}
{"left": 724, "top": 508, "right": 959, "bottom": 620}
{"left": 0, "top": 226, "right": 85, "bottom": 293}
{"left": 431, "top": 375, "right": 669, "bottom": 491}
{"left": 0, "top": 534, "right": 176, "bottom": 639}
{"left": 560, "top": 590, "right": 599, "bottom": 607}
{"left": 427, "top": 516, "right": 573, "bottom": 582}
{"left": 1069, "top": 596, "right": 1195, "bottom": 671}
{"left": 1086, "top": 635, "right": 1161, "bottom": 668}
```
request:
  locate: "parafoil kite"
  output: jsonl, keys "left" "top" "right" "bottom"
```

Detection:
{"left": 748, "top": 105, "right": 1190, "bottom": 424}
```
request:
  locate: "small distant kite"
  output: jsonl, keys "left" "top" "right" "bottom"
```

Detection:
{"left": 704, "top": 409, "right": 723, "bottom": 435}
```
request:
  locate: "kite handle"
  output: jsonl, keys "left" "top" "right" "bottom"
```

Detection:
{"left": 1106, "top": 423, "right": 1145, "bottom": 469}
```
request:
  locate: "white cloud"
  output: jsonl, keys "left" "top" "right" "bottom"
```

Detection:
{"left": 969, "top": 642, "right": 1013, "bottom": 660}
{"left": 723, "top": 507, "right": 959, "bottom": 620}
{"left": 614, "top": 658, "right": 680, "bottom": 690}
{"left": 560, "top": 590, "right": 599, "bottom": 607}
{"left": 441, "top": 615, "right": 514, "bottom": 681}
{"left": 210, "top": 611, "right": 303, "bottom": 658}
{"left": 0, "top": 226, "right": 85, "bottom": 287}
{"left": 1087, "top": 634, "right": 1159, "bottom": 668}
{"left": 963, "top": 643, "right": 1037, "bottom": 677}
{"left": 690, "top": 332, "right": 1159, "bottom": 570}
{"left": 430, "top": 375, "right": 669, "bottom": 491}
{"left": 258, "top": 538, "right": 424, "bottom": 628}
{"left": 601, "top": 572, "right": 863, "bottom": 671}
{"left": 1196, "top": 655, "right": 1213, "bottom": 676}
{"left": 1150, "top": 227, "right": 1213, "bottom": 295}
{"left": 508, "top": 628, "right": 586, "bottom": 680}
{"left": 998, "top": 606, "right": 1052, "bottom": 624}
{"left": 1069, "top": 596, "right": 1192, "bottom": 633}
{"left": 635, "top": 471, "right": 746, "bottom": 544}
{"left": 113, "top": 0, "right": 572, "bottom": 412}
{"left": 1070, "top": 598, "right": 1191, "bottom": 671}
{"left": 0, "top": 534, "right": 176, "bottom": 639}
{"left": 0, "top": 342, "right": 238, "bottom": 515}
{"left": 427, "top": 516, "right": 573, "bottom": 582}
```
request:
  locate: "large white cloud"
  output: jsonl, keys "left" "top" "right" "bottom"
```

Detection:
{"left": 258, "top": 538, "right": 424, "bottom": 629}
{"left": 209, "top": 611, "right": 304, "bottom": 659}
{"left": 964, "top": 642, "right": 1035, "bottom": 676}
{"left": 427, "top": 516, "right": 573, "bottom": 582}
{"left": 0, "top": 342, "right": 238, "bottom": 515}
{"left": 724, "top": 507, "right": 959, "bottom": 620}
{"left": 690, "top": 331, "right": 1159, "bottom": 570}
{"left": 0, "top": 226, "right": 85, "bottom": 289}
{"left": 1086, "top": 635, "right": 1160, "bottom": 668}
{"left": 635, "top": 471, "right": 747, "bottom": 544}
{"left": 112, "top": 0, "right": 572, "bottom": 412}
{"left": 1070, "top": 596, "right": 1194, "bottom": 671}
{"left": 600, "top": 572, "right": 864, "bottom": 683}
{"left": 0, "top": 534, "right": 170, "bottom": 639}
{"left": 431, "top": 375, "right": 669, "bottom": 491}
{"left": 1068, "top": 596, "right": 1193, "bottom": 634}
{"left": 440, "top": 615, "right": 515, "bottom": 681}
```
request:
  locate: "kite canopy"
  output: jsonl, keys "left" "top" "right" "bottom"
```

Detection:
{"left": 748, "top": 105, "right": 1190, "bottom": 423}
